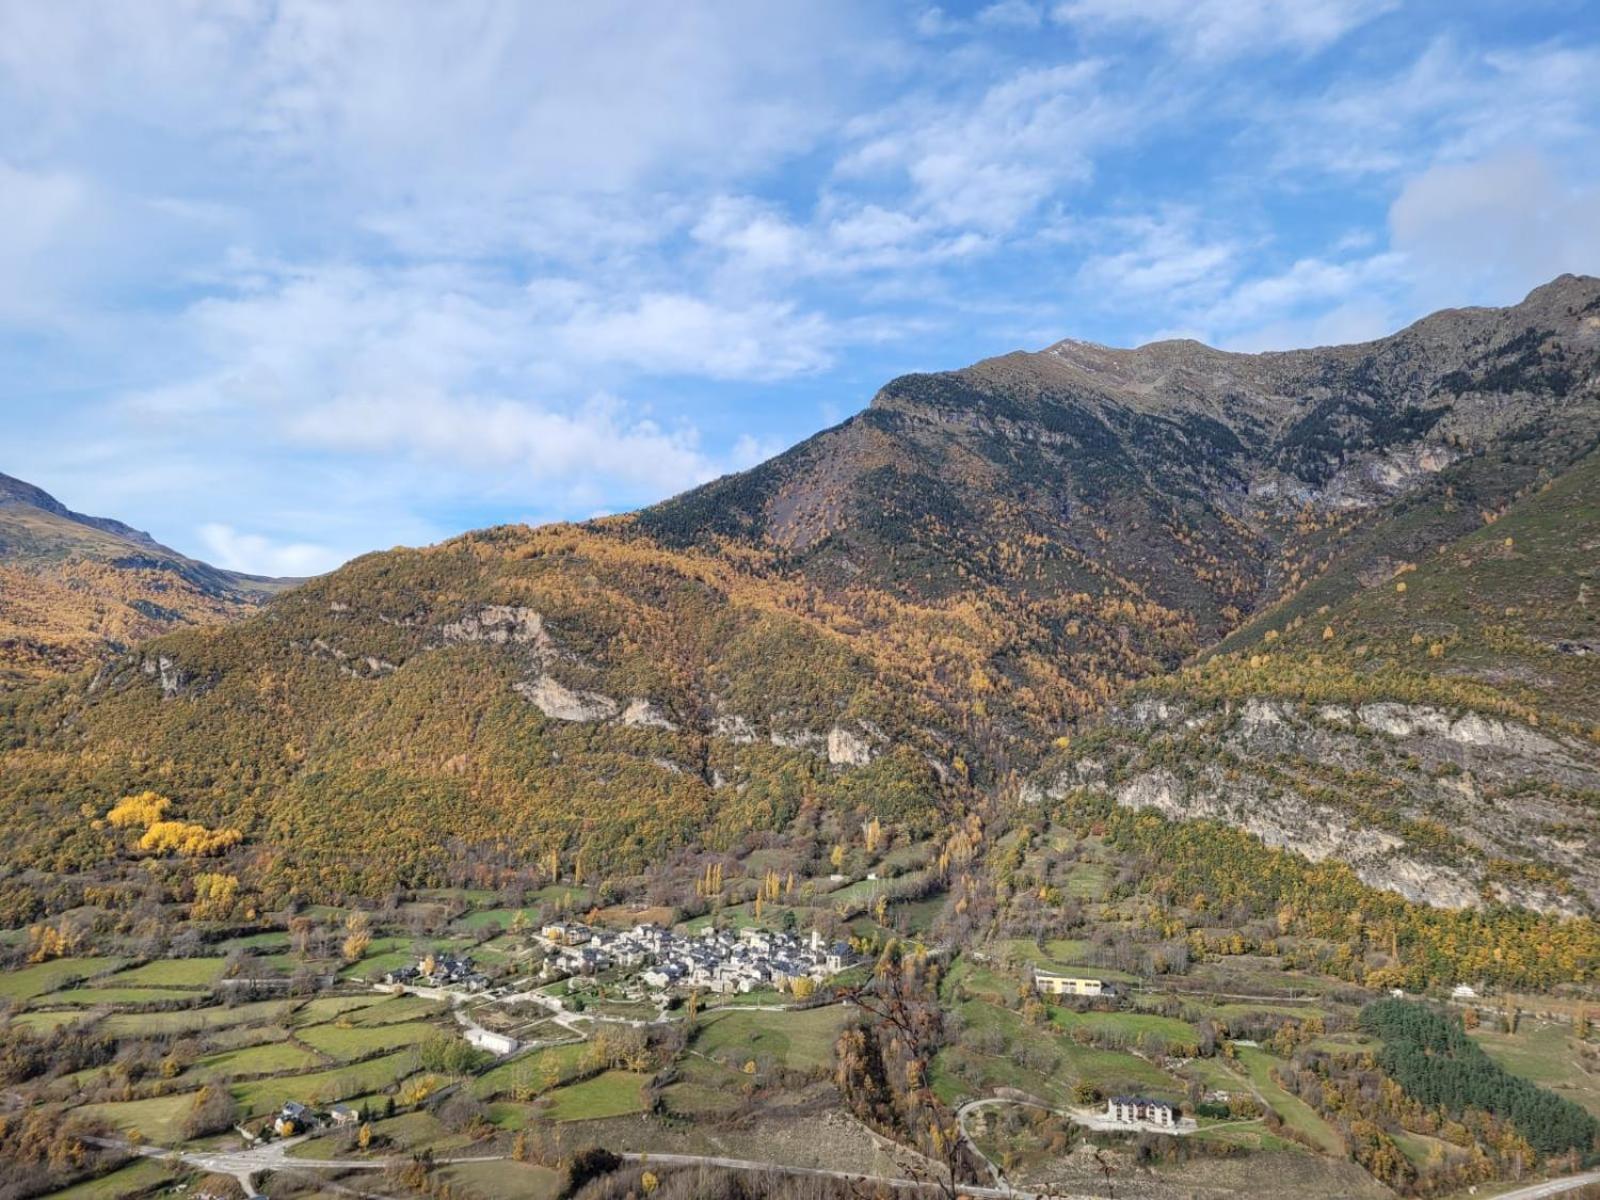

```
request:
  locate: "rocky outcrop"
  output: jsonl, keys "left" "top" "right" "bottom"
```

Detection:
{"left": 514, "top": 675, "right": 618, "bottom": 722}
{"left": 441, "top": 605, "right": 553, "bottom": 653}
{"left": 712, "top": 714, "right": 757, "bottom": 744}
{"left": 142, "top": 653, "right": 185, "bottom": 699}
{"left": 1066, "top": 692, "right": 1600, "bottom": 915}
{"left": 1112, "top": 768, "right": 1483, "bottom": 910}
{"left": 621, "top": 698, "right": 678, "bottom": 730}
{"left": 827, "top": 725, "right": 876, "bottom": 767}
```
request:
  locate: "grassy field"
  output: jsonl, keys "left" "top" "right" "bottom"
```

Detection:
{"left": 101, "top": 999, "right": 294, "bottom": 1037}
{"left": 1471, "top": 1019, "right": 1600, "bottom": 1117}
{"left": 453, "top": 907, "right": 532, "bottom": 931}
{"left": 345, "top": 995, "right": 446, "bottom": 1025}
{"left": 38, "top": 1158, "right": 181, "bottom": 1200}
{"left": 543, "top": 1070, "right": 649, "bottom": 1121}
{"left": 101, "top": 958, "right": 228, "bottom": 988}
{"left": 39, "top": 986, "right": 197, "bottom": 1006}
{"left": 1234, "top": 1046, "right": 1344, "bottom": 1155}
{"left": 441, "top": 1159, "right": 562, "bottom": 1199}
{"left": 0, "top": 957, "right": 127, "bottom": 1000}
{"left": 292, "top": 995, "right": 388, "bottom": 1024}
{"left": 932, "top": 983, "right": 1185, "bottom": 1109}
{"left": 692, "top": 1005, "right": 851, "bottom": 1070}
{"left": 197, "top": 1040, "right": 324, "bottom": 1077}
{"left": 471, "top": 1042, "right": 588, "bottom": 1099}
{"left": 79, "top": 1092, "right": 199, "bottom": 1143}
{"left": 299, "top": 1019, "right": 437, "bottom": 1061}
{"left": 1048, "top": 1007, "right": 1197, "bottom": 1047}
{"left": 231, "top": 1048, "right": 419, "bottom": 1115}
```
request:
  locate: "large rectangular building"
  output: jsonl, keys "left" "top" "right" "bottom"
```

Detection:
{"left": 1035, "top": 969, "right": 1112, "bottom": 998}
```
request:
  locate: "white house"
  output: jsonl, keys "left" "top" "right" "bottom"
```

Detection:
{"left": 1106, "top": 1097, "right": 1176, "bottom": 1127}
{"left": 465, "top": 1027, "right": 518, "bottom": 1056}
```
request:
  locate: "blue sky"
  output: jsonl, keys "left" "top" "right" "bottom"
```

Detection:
{"left": 3, "top": 0, "right": 1599, "bottom": 575}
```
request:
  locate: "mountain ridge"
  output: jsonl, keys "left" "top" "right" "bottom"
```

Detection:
{"left": 0, "top": 275, "right": 1595, "bottom": 923}
{"left": 0, "top": 471, "right": 298, "bottom": 685}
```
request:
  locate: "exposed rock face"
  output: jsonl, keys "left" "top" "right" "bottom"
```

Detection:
{"left": 1355, "top": 702, "right": 1563, "bottom": 757}
{"left": 1047, "top": 695, "right": 1600, "bottom": 915}
{"left": 1112, "top": 767, "right": 1482, "bottom": 910}
{"left": 770, "top": 726, "right": 825, "bottom": 751}
{"left": 713, "top": 714, "right": 757, "bottom": 744}
{"left": 141, "top": 653, "right": 186, "bottom": 699}
{"left": 514, "top": 675, "right": 619, "bottom": 722}
{"left": 441, "top": 605, "right": 553, "bottom": 653}
{"left": 622, "top": 698, "right": 678, "bottom": 730}
{"left": 827, "top": 725, "right": 876, "bottom": 767}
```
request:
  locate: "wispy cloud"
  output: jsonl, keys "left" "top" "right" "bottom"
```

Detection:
{"left": 2, "top": 2, "right": 1599, "bottom": 573}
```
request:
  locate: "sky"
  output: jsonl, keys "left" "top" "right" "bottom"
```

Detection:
{"left": 3, "top": 1, "right": 1599, "bottom": 576}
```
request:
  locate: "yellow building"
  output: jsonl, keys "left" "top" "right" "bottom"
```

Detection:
{"left": 1034, "top": 970, "right": 1111, "bottom": 998}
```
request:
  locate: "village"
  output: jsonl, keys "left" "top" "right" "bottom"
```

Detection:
{"left": 380, "top": 919, "right": 862, "bottom": 1004}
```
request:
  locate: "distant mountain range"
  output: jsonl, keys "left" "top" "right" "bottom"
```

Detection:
{"left": 0, "top": 471, "right": 295, "bottom": 685}
{"left": 0, "top": 275, "right": 1596, "bottom": 915}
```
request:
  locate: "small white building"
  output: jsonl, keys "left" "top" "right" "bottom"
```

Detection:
{"left": 464, "top": 1027, "right": 518, "bottom": 1056}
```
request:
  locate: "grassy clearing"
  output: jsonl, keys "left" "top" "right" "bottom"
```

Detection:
{"left": 471, "top": 1042, "right": 588, "bottom": 1099}
{"left": 100, "top": 958, "right": 227, "bottom": 988}
{"left": 1472, "top": 1019, "right": 1600, "bottom": 1117}
{"left": 692, "top": 1005, "right": 851, "bottom": 1070}
{"left": 38, "top": 1157, "right": 181, "bottom": 1200}
{"left": 79, "top": 1092, "right": 198, "bottom": 1143}
{"left": 298, "top": 1019, "right": 437, "bottom": 1061}
{"left": 0, "top": 957, "right": 126, "bottom": 1001}
{"left": 1234, "top": 1046, "right": 1344, "bottom": 1155}
{"left": 543, "top": 1070, "right": 649, "bottom": 1121}
{"left": 197, "top": 1040, "right": 323, "bottom": 1077}
{"left": 347, "top": 995, "right": 446, "bottom": 1025}
{"left": 1049, "top": 1008, "right": 1196, "bottom": 1046}
{"left": 441, "top": 1160, "right": 562, "bottom": 1200}
{"left": 8, "top": 1010, "right": 88, "bottom": 1033}
{"left": 102, "top": 999, "right": 293, "bottom": 1037}
{"left": 291, "top": 995, "right": 387, "bottom": 1024}
{"left": 39, "top": 987, "right": 196, "bottom": 1006}
{"left": 454, "top": 907, "right": 532, "bottom": 932}
{"left": 213, "top": 931, "right": 291, "bottom": 953}
{"left": 231, "top": 1048, "right": 418, "bottom": 1116}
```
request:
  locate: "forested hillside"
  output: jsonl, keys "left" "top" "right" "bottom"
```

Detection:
{"left": 0, "top": 276, "right": 1597, "bottom": 934}
{"left": 0, "top": 473, "right": 293, "bottom": 685}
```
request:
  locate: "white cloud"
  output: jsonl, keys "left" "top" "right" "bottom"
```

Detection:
{"left": 198, "top": 522, "right": 343, "bottom": 577}
{"left": 1389, "top": 151, "right": 1600, "bottom": 307}
{"left": 1268, "top": 40, "right": 1600, "bottom": 178}
{"left": 1075, "top": 210, "right": 1243, "bottom": 304}
{"left": 558, "top": 292, "right": 836, "bottom": 381}
{"left": 978, "top": 1, "right": 1047, "bottom": 31}
{"left": 839, "top": 62, "right": 1122, "bottom": 234}
{"left": 1052, "top": 0, "right": 1394, "bottom": 60}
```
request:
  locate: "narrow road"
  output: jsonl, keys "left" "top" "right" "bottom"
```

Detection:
{"left": 1487, "top": 1170, "right": 1600, "bottom": 1200}
{"left": 617, "top": 1150, "right": 1097, "bottom": 1198}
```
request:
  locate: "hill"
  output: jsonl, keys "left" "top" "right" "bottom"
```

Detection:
{"left": 0, "top": 276, "right": 1596, "bottom": 922}
{"left": 0, "top": 472, "right": 295, "bottom": 685}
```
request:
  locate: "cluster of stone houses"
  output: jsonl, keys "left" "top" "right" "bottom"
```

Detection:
{"left": 541, "top": 922, "right": 857, "bottom": 995}
{"left": 272, "top": 1100, "right": 359, "bottom": 1137}
{"left": 383, "top": 951, "right": 488, "bottom": 991}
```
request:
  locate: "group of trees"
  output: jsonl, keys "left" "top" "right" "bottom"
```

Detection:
{"left": 1361, "top": 999, "right": 1599, "bottom": 1159}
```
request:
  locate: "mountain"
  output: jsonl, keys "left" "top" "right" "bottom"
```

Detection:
{"left": 0, "top": 276, "right": 1596, "bottom": 921}
{"left": 0, "top": 471, "right": 297, "bottom": 686}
